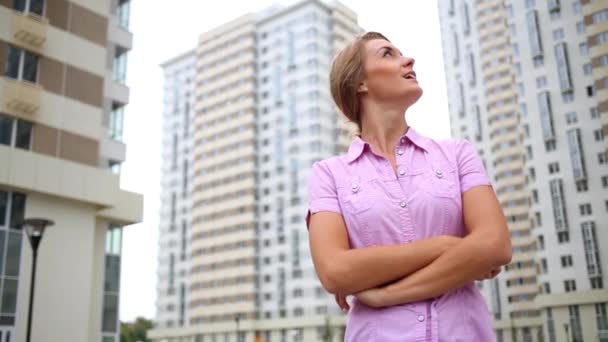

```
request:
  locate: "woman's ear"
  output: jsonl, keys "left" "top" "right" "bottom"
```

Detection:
{"left": 357, "top": 82, "right": 368, "bottom": 93}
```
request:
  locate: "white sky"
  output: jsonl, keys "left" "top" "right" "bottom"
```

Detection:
{"left": 119, "top": 0, "right": 451, "bottom": 322}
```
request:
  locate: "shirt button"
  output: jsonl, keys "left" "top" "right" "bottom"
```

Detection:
{"left": 351, "top": 183, "right": 359, "bottom": 192}
{"left": 400, "top": 201, "right": 407, "bottom": 208}
{"left": 417, "top": 315, "right": 425, "bottom": 322}
{"left": 400, "top": 138, "right": 405, "bottom": 144}
{"left": 399, "top": 169, "right": 406, "bottom": 176}
{"left": 397, "top": 149, "right": 404, "bottom": 155}
{"left": 435, "top": 170, "right": 443, "bottom": 178}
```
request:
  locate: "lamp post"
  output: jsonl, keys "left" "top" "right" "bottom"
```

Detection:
{"left": 20, "top": 218, "right": 54, "bottom": 342}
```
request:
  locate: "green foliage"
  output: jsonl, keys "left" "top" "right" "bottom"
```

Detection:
{"left": 120, "top": 317, "right": 154, "bottom": 342}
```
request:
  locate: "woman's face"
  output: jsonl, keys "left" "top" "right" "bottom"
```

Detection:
{"left": 360, "top": 39, "right": 423, "bottom": 107}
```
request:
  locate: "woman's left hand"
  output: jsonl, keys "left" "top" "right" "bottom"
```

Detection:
{"left": 355, "top": 287, "right": 387, "bottom": 308}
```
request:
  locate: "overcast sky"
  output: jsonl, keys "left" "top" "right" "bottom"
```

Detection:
{"left": 119, "top": 0, "right": 450, "bottom": 322}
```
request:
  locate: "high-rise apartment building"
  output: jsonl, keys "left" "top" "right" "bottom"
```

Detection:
{"left": 157, "top": 50, "right": 195, "bottom": 329}
{"left": 151, "top": 1, "right": 361, "bottom": 341}
{"left": 583, "top": 0, "right": 608, "bottom": 154}
{"left": 0, "top": 0, "right": 142, "bottom": 341}
{"left": 438, "top": 0, "right": 608, "bottom": 341}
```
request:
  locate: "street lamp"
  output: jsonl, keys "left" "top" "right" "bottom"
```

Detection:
{"left": 20, "top": 218, "right": 54, "bottom": 342}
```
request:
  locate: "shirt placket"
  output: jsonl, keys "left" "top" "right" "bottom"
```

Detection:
{"left": 396, "top": 138, "right": 415, "bottom": 243}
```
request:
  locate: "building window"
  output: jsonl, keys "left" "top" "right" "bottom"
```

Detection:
{"left": 537, "top": 92, "right": 555, "bottom": 143}
{"left": 576, "top": 22, "right": 585, "bottom": 34}
{"left": 554, "top": 43, "right": 573, "bottom": 93}
{"left": 546, "top": 308, "right": 556, "bottom": 342}
{"left": 583, "top": 63, "right": 593, "bottom": 75}
{"left": 599, "top": 152, "right": 608, "bottom": 165}
{"left": 596, "top": 304, "right": 608, "bottom": 335}
{"left": 0, "top": 191, "right": 27, "bottom": 326}
{"left": 536, "top": 76, "right": 547, "bottom": 88}
{"left": 582, "top": 221, "right": 602, "bottom": 285}
{"left": 117, "top": 0, "right": 131, "bottom": 30}
{"left": 552, "top": 28, "right": 564, "bottom": 41}
{"left": 578, "top": 204, "right": 591, "bottom": 216}
{"left": 564, "top": 279, "right": 576, "bottom": 292}
{"left": 101, "top": 225, "right": 122, "bottom": 335}
{"left": 525, "top": 0, "right": 536, "bottom": 9}
{"left": 5, "top": 46, "right": 39, "bottom": 83}
{"left": 558, "top": 231, "right": 569, "bottom": 243}
{"left": 113, "top": 47, "right": 128, "bottom": 84}
{"left": 565, "top": 111, "right": 577, "bottom": 124}
{"left": 592, "top": 9, "right": 608, "bottom": 24}
{"left": 548, "top": 162, "right": 560, "bottom": 174}
{"left": 567, "top": 129, "right": 587, "bottom": 181}
{"left": 109, "top": 104, "right": 124, "bottom": 141}
{"left": 560, "top": 255, "right": 573, "bottom": 268}
{"left": 568, "top": 306, "right": 583, "bottom": 342}
{"left": 0, "top": 114, "right": 32, "bottom": 150}
{"left": 575, "top": 180, "right": 588, "bottom": 192}
{"left": 602, "top": 176, "right": 608, "bottom": 188}
{"left": 527, "top": 10, "right": 543, "bottom": 58}
{"left": 550, "top": 179, "right": 569, "bottom": 233}
{"left": 108, "top": 160, "right": 121, "bottom": 175}
{"left": 12, "top": 0, "right": 44, "bottom": 16}
{"left": 579, "top": 42, "right": 588, "bottom": 56}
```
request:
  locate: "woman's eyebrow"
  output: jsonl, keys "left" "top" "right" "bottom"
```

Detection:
{"left": 377, "top": 46, "right": 403, "bottom": 56}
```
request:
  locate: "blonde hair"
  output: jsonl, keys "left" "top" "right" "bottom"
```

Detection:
{"left": 329, "top": 32, "right": 390, "bottom": 133}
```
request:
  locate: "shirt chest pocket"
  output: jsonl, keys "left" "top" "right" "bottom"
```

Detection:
{"left": 337, "top": 180, "right": 394, "bottom": 247}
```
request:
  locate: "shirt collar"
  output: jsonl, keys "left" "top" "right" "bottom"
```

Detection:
{"left": 346, "top": 127, "right": 430, "bottom": 164}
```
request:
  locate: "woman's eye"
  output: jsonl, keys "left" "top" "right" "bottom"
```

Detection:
{"left": 383, "top": 50, "right": 391, "bottom": 57}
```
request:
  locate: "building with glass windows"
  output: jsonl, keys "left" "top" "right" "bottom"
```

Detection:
{"left": 150, "top": 1, "right": 361, "bottom": 341}
{"left": 438, "top": 0, "right": 608, "bottom": 341}
{"left": 0, "top": 0, "right": 142, "bottom": 341}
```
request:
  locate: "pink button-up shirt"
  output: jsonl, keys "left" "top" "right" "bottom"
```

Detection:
{"left": 307, "top": 128, "right": 496, "bottom": 341}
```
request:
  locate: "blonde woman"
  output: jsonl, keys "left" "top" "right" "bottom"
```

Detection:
{"left": 306, "top": 32, "right": 511, "bottom": 341}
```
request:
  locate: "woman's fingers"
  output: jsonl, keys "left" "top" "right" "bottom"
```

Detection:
{"left": 335, "top": 294, "right": 350, "bottom": 311}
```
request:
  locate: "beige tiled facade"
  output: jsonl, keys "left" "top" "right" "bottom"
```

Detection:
{"left": 0, "top": 0, "right": 141, "bottom": 341}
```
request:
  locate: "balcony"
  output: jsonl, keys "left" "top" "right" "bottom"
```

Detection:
{"left": 1, "top": 77, "right": 41, "bottom": 115}
{"left": 108, "top": 14, "right": 133, "bottom": 50}
{"left": 11, "top": 10, "right": 48, "bottom": 51}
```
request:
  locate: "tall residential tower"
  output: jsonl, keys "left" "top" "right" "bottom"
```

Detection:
{"left": 157, "top": 50, "right": 195, "bottom": 329}
{"left": 438, "top": 0, "right": 608, "bottom": 341}
{"left": 151, "top": 1, "right": 361, "bottom": 341}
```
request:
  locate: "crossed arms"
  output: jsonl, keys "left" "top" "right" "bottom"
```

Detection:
{"left": 308, "top": 185, "right": 512, "bottom": 308}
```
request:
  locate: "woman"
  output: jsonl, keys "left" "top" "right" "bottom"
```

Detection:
{"left": 306, "top": 32, "right": 511, "bottom": 341}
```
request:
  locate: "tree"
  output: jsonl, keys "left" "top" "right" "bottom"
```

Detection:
{"left": 120, "top": 317, "right": 154, "bottom": 342}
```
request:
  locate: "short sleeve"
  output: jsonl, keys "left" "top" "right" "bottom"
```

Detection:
{"left": 305, "top": 160, "right": 342, "bottom": 229}
{"left": 455, "top": 139, "right": 492, "bottom": 193}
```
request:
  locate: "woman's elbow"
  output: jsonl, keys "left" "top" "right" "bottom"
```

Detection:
{"left": 317, "top": 260, "right": 350, "bottom": 294}
{"left": 491, "top": 237, "right": 512, "bottom": 266}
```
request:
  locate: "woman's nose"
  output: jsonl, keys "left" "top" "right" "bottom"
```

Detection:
{"left": 401, "top": 56, "right": 415, "bottom": 67}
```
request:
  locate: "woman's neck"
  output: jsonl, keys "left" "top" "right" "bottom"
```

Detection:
{"left": 360, "top": 106, "right": 409, "bottom": 156}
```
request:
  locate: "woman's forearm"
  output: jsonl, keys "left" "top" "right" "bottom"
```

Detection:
{"left": 377, "top": 230, "right": 510, "bottom": 306}
{"left": 326, "top": 235, "right": 459, "bottom": 295}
